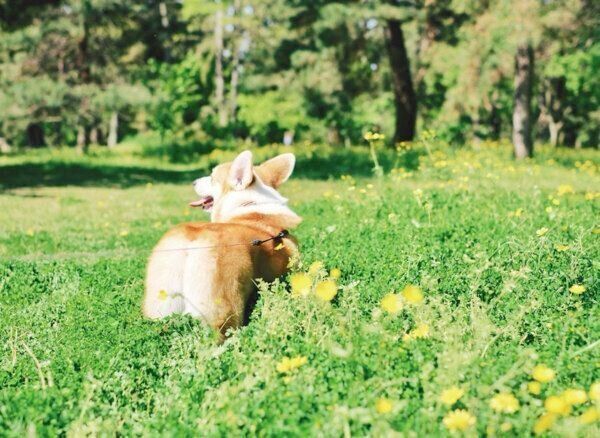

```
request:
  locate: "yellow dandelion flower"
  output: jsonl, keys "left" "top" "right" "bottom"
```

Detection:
{"left": 528, "top": 381, "right": 542, "bottom": 395}
{"left": 508, "top": 208, "right": 524, "bottom": 218}
{"left": 380, "top": 293, "right": 402, "bottom": 314}
{"left": 585, "top": 192, "right": 598, "bottom": 201}
{"left": 532, "top": 364, "right": 555, "bottom": 383}
{"left": 552, "top": 199, "right": 560, "bottom": 206}
{"left": 590, "top": 382, "right": 600, "bottom": 401}
{"left": 545, "top": 206, "right": 554, "bottom": 213}
{"left": 544, "top": 395, "right": 571, "bottom": 415}
{"left": 308, "top": 261, "right": 324, "bottom": 276}
{"left": 401, "top": 284, "right": 424, "bottom": 304}
{"left": 562, "top": 389, "right": 587, "bottom": 405}
{"left": 500, "top": 422, "right": 513, "bottom": 432}
{"left": 579, "top": 407, "right": 599, "bottom": 424}
{"left": 289, "top": 356, "right": 307, "bottom": 368}
{"left": 119, "top": 230, "right": 129, "bottom": 237}
{"left": 554, "top": 244, "right": 570, "bottom": 252}
{"left": 274, "top": 243, "right": 285, "bottom": 251}
{"left": 314, "top": 280, "right": 337, "bottom": 302}
{"left": 158, "top": 290, "right": 168, "bottom": 301}
{"left": 443, "top": 409, "right": 476, "bottom": 432}
{"left": 290, "top": 273, "right": 312, "bottom": 297}
{"left": 489, "top": 392, "right": 519, "bottom": 413}
{"left": 569, "top": 284, "right": 586, "bottom": 295}
{"left": 26, "top": 228, "right": 35, "bottom": 236}
{"left": 557, "top": 184, "right": 574, "bottom": 196}
{"left": 409, "top": 323, "right": 430, "bottom": 340}
{"left": 275, "top": 358, "right": 291, "bottom": 373}
{"left": 593, "top": 228, "right": 600, "bottom": 235}
{"left": 533, "top": 413, "right": 557, "bottom": 435}
{"left": 440, "top": 386, "right": 464, "bottom": 406}
{"left": 329, "top": 268, "right": 341, "bottom": 279}
{"left": 375, "top": 398, "right": 393, "bottom": 414}
{"left": 276, "top": 355, "right": 307, "bottom": 373}
{"left": 536, "top": 227, "right": 549, "bottom": 237}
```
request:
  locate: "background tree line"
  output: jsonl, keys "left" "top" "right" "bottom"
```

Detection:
{"left": 0, "top": 0, "right": 597, "bottom": 158}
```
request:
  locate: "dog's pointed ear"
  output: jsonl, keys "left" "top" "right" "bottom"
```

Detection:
{"left": 256, "top": 153, "right": 295, "bottom": 188}
{"left": 228, "top": 150, "right": 253, "bottom": 190}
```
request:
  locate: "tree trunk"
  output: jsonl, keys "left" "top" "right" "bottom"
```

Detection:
{"left": 76, "top": 125, "right": 88, "bottom": 154}
{"left": 228, "top": 0, "right": 243, "bottom": 123}
{"left": 229, "top": 46, "right": 240, "bottom": 122}
{"left": 490, "top": 103, "right": 502, "bottom": 139}
{"left": 89, "top": 127, "right": 98, "bottom": 144}
{"left": 214, "top": 9, "right": 227, "bottom": 127}
{"left": 548, "top": 120, "right": 562, "bottom": 147}
{"left": 512, "top": 44, "right": 534, "bottom": 159}
{"left": 107, "top": 111, "right": 118, "bottom": 147}
{"left": 76, "top": 1, "right": 91, "bottom": 154}
{"left": 77, "top": 1, "right": 91, "bottom": 84}
{"left": 158, "top": 1, "right": 170, "bottom": 61}
{"left": 26, "top": 123, "right": 45, "bottom": 147}
{"left": 384, "top": 19, "right": 417, "bottom": 144}
{"left": 0, "top": 137, "right": 12, "bottom": 153}
{"left": 543, "top": 77, "right": 565, "bottom": 147}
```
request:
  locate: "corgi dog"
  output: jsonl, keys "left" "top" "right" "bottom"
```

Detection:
{"left": 143, "top": 150, "right": 301, "bottom": 338}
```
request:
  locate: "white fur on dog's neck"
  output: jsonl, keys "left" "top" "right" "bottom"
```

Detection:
{"left": 211, "top": 172, "right": 299, "bottom": 224}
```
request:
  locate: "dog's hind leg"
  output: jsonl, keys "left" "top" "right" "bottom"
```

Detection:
{"left": 143, "top": 242, "right": 187, "bottom": 319}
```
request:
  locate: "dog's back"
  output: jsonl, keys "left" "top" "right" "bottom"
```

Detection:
{"left": 143, "top": 221, "right": 297, "bottom": 335}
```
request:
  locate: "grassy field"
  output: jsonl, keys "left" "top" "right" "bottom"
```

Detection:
{"left": 0, "top": 142, "right": 598, "bottom": 436}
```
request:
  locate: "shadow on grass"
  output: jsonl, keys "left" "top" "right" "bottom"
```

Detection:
{"left": 0, "top": 162, "right": 203, "bottom": 190}
{"left": 0, "top": 149, "right": 422, "bottom": 189}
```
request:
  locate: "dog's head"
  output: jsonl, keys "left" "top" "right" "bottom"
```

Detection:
{"left": 191, "top": 150, "right": 296, "bottom": 222}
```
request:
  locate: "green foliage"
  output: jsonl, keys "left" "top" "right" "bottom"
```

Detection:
{"left": 544, "top": 42, "right": 600, "bottom": 147}
{"left": 416, "top": 0, "right": 598, "bottom": 146}
{"left": 145, "top": 54, "right": 213, "bottom": 140}
{"left": 0, "top": 76, "right": 69, "bottom": 145}
{"left": 0, "top": 0, "right": 598, "bottom": 149}
{"left": 181, "top": 0, "right": 221, "bottom": 18}
{"left": 0, "top": 144, "right": 598, "bottom": 435}
{"left": 237, "top": 90, "right": 314, "bottom": 143}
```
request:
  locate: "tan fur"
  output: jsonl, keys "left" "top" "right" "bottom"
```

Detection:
{"left": 143, "top": 152, "right": 300, "bottom": 339}
{"left": 255, "top": 154, "right": 295, "bottom": 189}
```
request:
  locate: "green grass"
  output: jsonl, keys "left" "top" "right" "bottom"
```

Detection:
{"left": 0, "top": 143, "right": 598, "bottom": 436}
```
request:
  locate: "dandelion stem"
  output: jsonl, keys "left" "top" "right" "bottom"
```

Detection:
{"left": 21, "top": 341, "right": 47, "bottom": 390}
{"left": 570, "top": 339, "right": 600, "bottom": 358}
{"left": 369, "top": 141, "right": 383, "bottom": 177}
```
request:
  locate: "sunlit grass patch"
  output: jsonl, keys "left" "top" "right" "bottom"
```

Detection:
{"left": 0, "top": 143, "right": 598, "bottom": 435}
